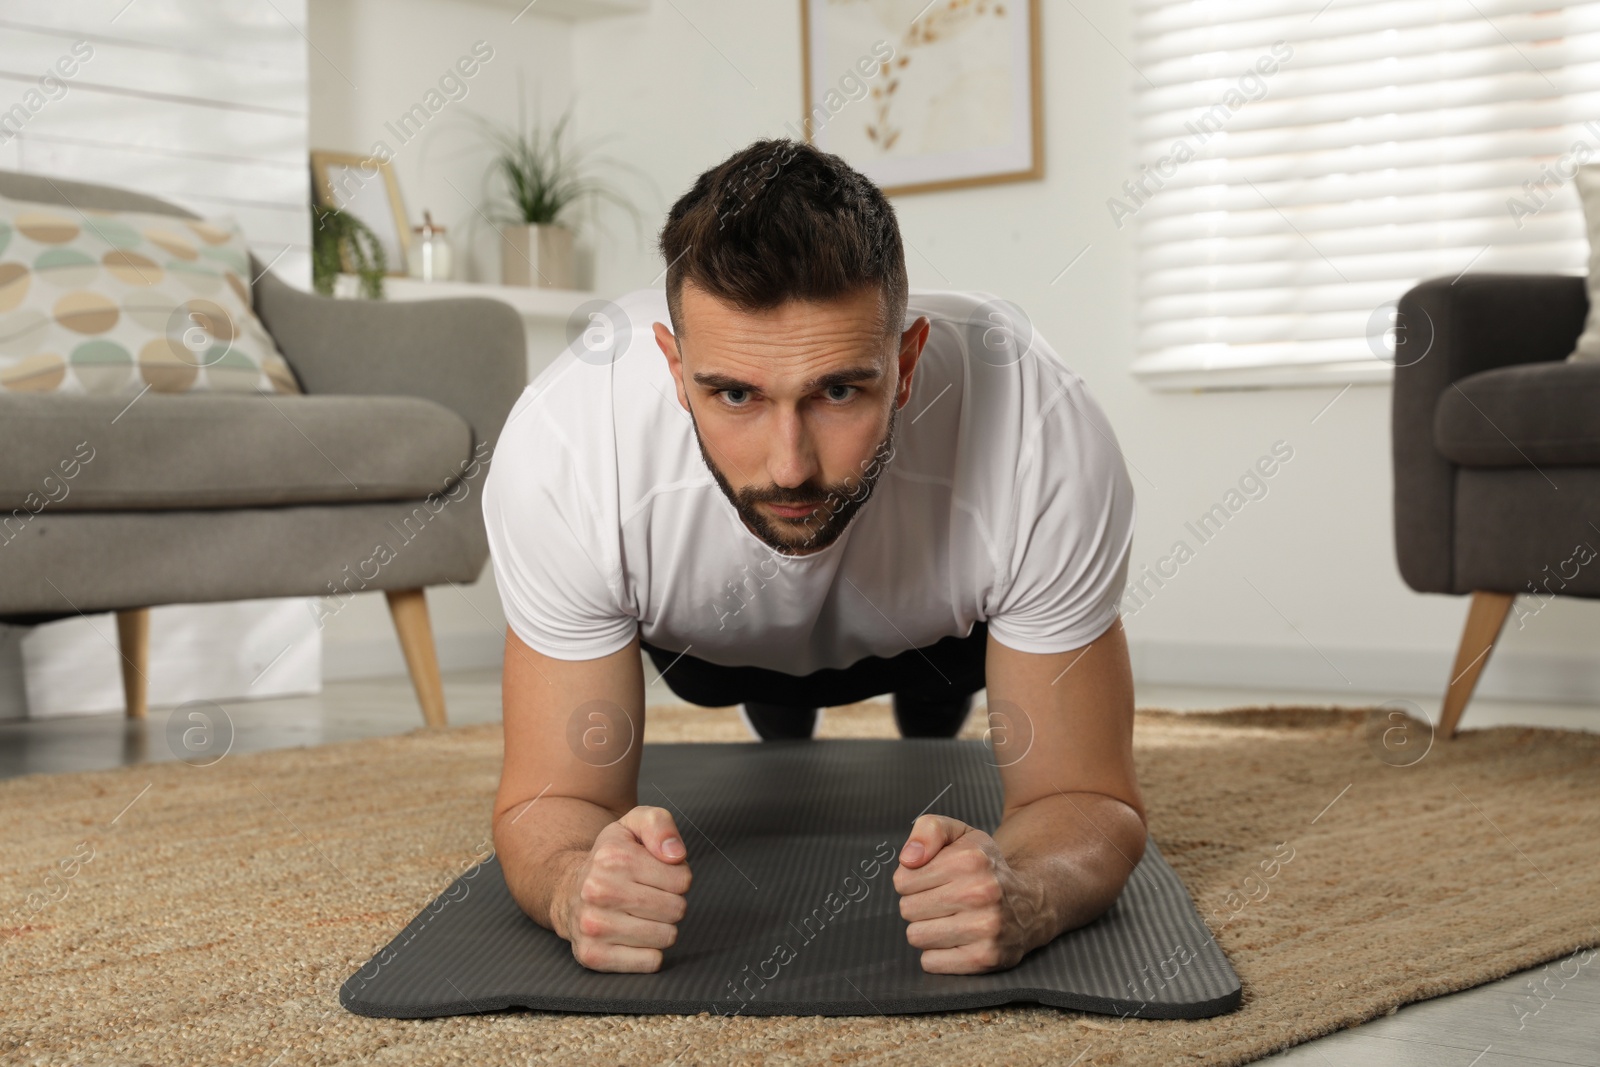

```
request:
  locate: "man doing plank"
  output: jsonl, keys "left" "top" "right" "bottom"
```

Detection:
{"left": 482, "top": 138, "right": 1145, "bottom": 976}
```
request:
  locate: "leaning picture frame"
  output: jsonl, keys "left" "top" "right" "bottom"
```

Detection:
{"left": 309, "top": 149, "right": 411, "bottom": 277}
{"left": 798, "top": 0, "right": 1044, "bottom": 197}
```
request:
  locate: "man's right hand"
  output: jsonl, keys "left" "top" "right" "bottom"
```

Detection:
{"left": 554, "top": 805, "right": 692, "bottom": 972}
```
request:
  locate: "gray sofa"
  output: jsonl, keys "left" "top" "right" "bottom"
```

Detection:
{"left": 1393, "top": 272, "right": 1600, "bottom": 736}
{"left": 0, "top": 170, "right": 525, "bottom": 726}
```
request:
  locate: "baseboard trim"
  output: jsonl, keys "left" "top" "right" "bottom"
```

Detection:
{"left": 1129, "top": 638, "right": 1600, "bottom": 705}
{"left": 325, "top": 631, "right": 1600, "bottom": 707}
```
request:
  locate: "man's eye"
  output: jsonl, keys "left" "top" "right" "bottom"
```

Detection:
{"left": 825, "top": 385, "right": 857, "bottom": 402}
{"left": 720, "top": 389, "right": 750, "bottom": 406}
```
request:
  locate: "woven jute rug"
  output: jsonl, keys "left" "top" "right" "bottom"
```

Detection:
{"left": 3, "top": 701, "right": 1597, "bottom": 1066}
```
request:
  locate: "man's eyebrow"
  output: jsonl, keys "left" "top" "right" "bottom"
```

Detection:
{"left": 691, "top": 364, "right": 883, "bottom": 394}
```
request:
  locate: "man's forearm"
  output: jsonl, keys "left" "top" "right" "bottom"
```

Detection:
{"left": 494, "top": 795, "right": 622, "bottom": 940}
{"left": 992, "top": 791, "right": 1148, "bottom": 953}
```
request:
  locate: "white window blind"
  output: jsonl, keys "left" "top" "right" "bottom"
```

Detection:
{"left": 0, "top": 0, "right": 312, "bottom": 287}
{"left": 1127, "top": 0, "right": 1600, "bottom": 390}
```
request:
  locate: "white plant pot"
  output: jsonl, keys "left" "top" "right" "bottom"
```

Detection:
{"left": 501, "top": 223, "right": 576, "bottom": 289}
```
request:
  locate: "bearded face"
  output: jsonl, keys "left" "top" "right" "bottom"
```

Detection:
{"left": 692, "top": 395, "right": 899, "bottom": 555}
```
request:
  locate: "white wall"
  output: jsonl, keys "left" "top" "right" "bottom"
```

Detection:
{"left": 308, "top": 0, "right": 578, "bottom": 287}
{"left": 563, "top": 1, "right": 1600, "bottom": 709}
{"left": 306, "top": 0, "right": 588, "bottom": 681}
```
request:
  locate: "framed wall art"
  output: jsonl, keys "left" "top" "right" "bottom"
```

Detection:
{"left": 310, "top": 149, "right": 412, "bottom": 276}
{"left": 798, "top": 0, "right": 1044, "bottom": 196}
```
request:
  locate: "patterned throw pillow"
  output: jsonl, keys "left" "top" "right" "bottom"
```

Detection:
{"left": 0, "top": 191, "right": 301, "bottom": 394}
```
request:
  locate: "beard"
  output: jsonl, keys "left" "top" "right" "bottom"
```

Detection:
{"left": 691, "top": 398, "right": 899, "bottom": 556}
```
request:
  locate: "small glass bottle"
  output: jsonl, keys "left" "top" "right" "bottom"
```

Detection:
{"left": 408, "top": 210, "right": 453, "bottom": 282}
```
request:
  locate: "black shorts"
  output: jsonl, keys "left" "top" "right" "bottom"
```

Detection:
{"left": 639, "top": 620, "right": 988, "bottom": 708}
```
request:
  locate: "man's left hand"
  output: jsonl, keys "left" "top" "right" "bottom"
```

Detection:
{"left": 892, "top": 814, "right": 1053, "bottom": 974}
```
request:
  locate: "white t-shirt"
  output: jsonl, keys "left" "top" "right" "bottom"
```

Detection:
{"left": 480, "top": 286, "right": 1135, "bottom": 674}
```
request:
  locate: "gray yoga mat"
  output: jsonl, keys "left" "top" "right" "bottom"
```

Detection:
{"left": 341, "top": 739, "right": 1241, "bottom": 1019}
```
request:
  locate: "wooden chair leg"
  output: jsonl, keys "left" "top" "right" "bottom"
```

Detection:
{"left": 115, "top": 608, "right": 150, "bottom": 720}
{"left": 384, "top": 587, "right": 448, "bottom": 728}
{"left": 1439, "top": 591, "right": 1515, "bottom": 740}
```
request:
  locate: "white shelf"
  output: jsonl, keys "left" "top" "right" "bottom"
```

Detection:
{"left": 471, "top": 0, "right": 648, "bottom": 20}
{"left": 380, "top": 276, "right": 597, "bottom": 324}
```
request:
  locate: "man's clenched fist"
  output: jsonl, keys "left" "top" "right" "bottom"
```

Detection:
{"left": 894, "top": 813, "right": 1048, "bottom": 974}
{"left": 555, "top": 805, "right": 692, "bottom": 972}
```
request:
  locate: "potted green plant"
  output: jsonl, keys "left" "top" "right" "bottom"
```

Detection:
{"left": 310, "top": 202, "right": 387, "bottom": 299}
{"left": 473, "top": 99, "right": 645, "bottom": 289}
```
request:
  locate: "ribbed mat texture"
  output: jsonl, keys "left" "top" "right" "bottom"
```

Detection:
{"left": 341, "top": 739, "right": 1241, "bottom": 1019}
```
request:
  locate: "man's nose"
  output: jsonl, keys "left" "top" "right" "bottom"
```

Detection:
{"left": 767, "top": 405, "right": 818, "bottom": 489}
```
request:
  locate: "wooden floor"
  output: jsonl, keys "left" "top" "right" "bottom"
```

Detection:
{"left": 2, "top": 670, "right": 1596, "bottom": 1066}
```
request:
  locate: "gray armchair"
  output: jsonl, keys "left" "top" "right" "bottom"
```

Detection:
{"left": 1393, "top": 272, "right": 1600, "bottom": 737}
{"left": 0, "top": 170, "right": 526, "bottom": 726}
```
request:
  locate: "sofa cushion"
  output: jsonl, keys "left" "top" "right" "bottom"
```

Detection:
{"left": 1435, "top": 360, "right": 1600, "bottom": 467}
{"left": 0, "top": 392, "right": 471, "bottom": 511}
{"left": 0, "top": 190, "right": 301, "bottom": 397}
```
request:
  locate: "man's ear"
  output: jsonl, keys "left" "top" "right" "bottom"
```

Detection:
{"left": 653, "top": 322, "right": 691, "bottom": 412}
{"left": 896, "top": 316, "right": 930, "bottom": 408}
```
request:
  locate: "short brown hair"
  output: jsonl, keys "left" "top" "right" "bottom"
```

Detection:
{"left": 657, "top": 138, "right": 908, "bottom": 344}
